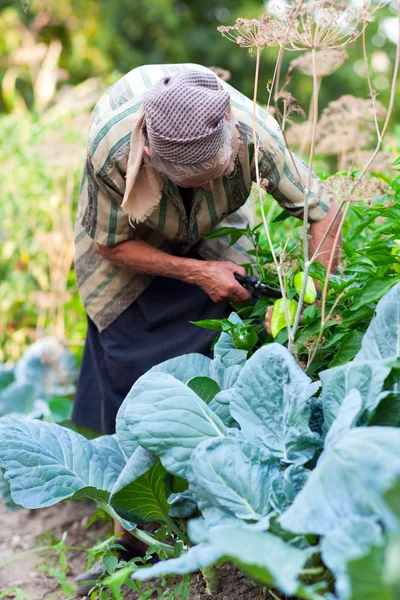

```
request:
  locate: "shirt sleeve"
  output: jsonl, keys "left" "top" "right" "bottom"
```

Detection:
{"left": 78, "top": 155, "right": 133, "bottom": 247}
{"left": 251, "top": 114, "right": 332, "bottom": 222}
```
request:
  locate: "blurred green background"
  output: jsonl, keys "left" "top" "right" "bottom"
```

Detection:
{"left": 0, "top": 0, "right": 399, "bottom": 362}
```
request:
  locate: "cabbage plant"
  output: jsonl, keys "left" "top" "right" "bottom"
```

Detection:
{"left": 0, "top": 286, "right": 400, "bottom": 599}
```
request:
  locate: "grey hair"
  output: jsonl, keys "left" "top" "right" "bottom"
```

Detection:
{"left": 143, "top": 116, "right": 239, "bottom": 185}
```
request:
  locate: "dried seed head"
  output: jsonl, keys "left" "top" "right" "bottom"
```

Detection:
{"left": 218, "top": 14, "right": 289, "bottom": 50}
{"left": 316, "top": 94, "right": 387, "bottom": 155}
{"left": 269, "top": 0, "right": 378, "bottom": 51}
{"left": 289, "top": 48, "right": 348, "bottom": 77}
{"left": 346, "top": 150, "right": 395, "bottom": 174}
{"left": 325, "top": 173, "right": 392, "bottom": 204}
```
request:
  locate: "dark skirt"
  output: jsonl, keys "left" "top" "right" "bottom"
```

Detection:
{"left": 72, "top": 276, "right": 231, "bottom": 434}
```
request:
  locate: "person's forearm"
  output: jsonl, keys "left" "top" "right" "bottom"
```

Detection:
{"left": 309, "top": 200, "right": 342, "bottom": 274}
{"left": 96, "top": 239, "right": 252, "bottom": 304}
{"left": 97, "top": 240, "right": 203, "bottom": 285}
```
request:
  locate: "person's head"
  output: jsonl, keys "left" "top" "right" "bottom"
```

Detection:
{"left": 142, "top": 70, "right": 240, "bottom": 191}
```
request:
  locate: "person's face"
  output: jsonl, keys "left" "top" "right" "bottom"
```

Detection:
{"left": 176, "top": 152, "right": 233, "bottom": 191}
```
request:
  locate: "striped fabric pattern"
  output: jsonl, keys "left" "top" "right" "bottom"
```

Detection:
{"left": 75, "top": 63, "right": 331, "bottom": 331}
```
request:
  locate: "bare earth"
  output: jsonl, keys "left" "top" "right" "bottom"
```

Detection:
{"left": 0, "top": 502, "right": 262, "bottom": 600}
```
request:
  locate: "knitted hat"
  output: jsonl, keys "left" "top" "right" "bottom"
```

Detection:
{"left": 142, "top": 70, "right": 230, "bottom": 165}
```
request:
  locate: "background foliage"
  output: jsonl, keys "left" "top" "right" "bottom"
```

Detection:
{"left": 0, "top": 0, "right": 400, "bottom": 362}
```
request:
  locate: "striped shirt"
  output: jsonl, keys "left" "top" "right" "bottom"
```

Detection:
{"left": 75, "top": 63, "right": 331, "bottom": 331}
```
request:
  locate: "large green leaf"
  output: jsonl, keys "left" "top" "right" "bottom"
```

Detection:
{"left": 0, "top": 418, "right": 126, "bottom": 508}
{"left": 279, "top": 427, "right": 400, "bottom": 535}
{"left": 320, "top": 517, "right": 383, "bottom": 600}
{"left": 147, "top": 353, "right": 210, "bottom": 382}
{"left": 347, "top": 544, "right": 394, "bottom": 600}
{"left": 324, "top": 389, "right": 363, "bottom": 450}
{"left": 329, "top": 330, "right": 364, "bottom": 367}
{"left": 350, "top": 277, "right": 400, "bottom": 312}
{"left": 189, "top": 437, "right": 279, "bottom": 523}
{"left": 209, "top": 389, "right": 237, "bottom": 427}
{"left": 133, "top": 526, "right": 307, "bottom": 596}
{"left": 124, "top": 373, "right": 227, "bottom": 478}
{"left": 209, "top": 313, "right": 248, "bottom": 389}
{"left": 356, "top": 281, "right": 400, "bottom": 360}
{"left": 116, "top": 400, "right": 139, "bottom": 460}
{"left": 319, "top": 362, "right": 390, "bottom": 429}
{"left": 110, "top": 447, "right": 170, "bottom": 525}
{"left": 270, "top": 465, "right": 310, "bottom": 515}
{"left": 230, "top": 344, "right": 320, "bottom": 465}
{"left": 132, "top": 541, "right": 222, "bottom": 580}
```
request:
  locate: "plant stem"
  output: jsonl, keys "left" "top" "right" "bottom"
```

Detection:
{"left": 201, "top": 565, "right": 219, "bottom": 595}
{"left": 98, "top": 501, "right": 175, "bottom": 556}
{"left": 0, "top": 543, "right": 89, "bottom": 569}
{"left": 291, "top": 47, "right": 320, "bottom": 342}
{"left": 253, "top": 46, "right": 261, "bottom": 187}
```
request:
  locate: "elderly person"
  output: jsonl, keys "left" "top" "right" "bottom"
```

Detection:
{"left": 73, "top": 64, "right": 340, "bottom": 591}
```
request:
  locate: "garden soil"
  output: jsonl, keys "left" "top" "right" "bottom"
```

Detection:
{"left": 0, "top": 502, "right": 264, "bottom": 600}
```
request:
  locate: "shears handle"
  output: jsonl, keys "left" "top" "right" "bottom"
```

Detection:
{"left": 234, "top": 273, "right": 282, "bottom": 299}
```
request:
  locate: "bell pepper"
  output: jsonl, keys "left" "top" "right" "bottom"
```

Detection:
{"left": 294, "top": 271, "right": 317, "bottom": 304}
{"left": 270, "top": 298, "right": 298, "bottom": 338}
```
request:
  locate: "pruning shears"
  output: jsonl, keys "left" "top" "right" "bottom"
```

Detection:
{"left": 234, "top": 274, "right": 282, "bottom": 299}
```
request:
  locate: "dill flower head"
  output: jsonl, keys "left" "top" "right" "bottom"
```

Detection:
{"left": 217, "top": 14, "right": 288, "bottom": 50}
{"left": 325, "top": 173, "right": 392, "bottom": 204}
{"left": 316, "top": 94, "right": 387, "bottom": 156}
{"left": 269, "top": 0, "right": 378, "bottom": 51}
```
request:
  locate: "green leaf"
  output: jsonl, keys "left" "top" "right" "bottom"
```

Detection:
{"left": 319, "top": 362, "right": 390, "bottom": 428}
{"left": 0, "top": 418, "right": 126, "bottom": 509}
{"left": 329, "top": 331, "right": 364, "bottom": 367}
{"left": 324, "top": 390, "right": 363, "bottom": 450}
{"left": 308, "top": 262, "right": 327, "bottom": 282}
{"left": 270, "top": 465, "right": 310, "bottom": 515}
{"left": 133, "top": 526, "right": 307, "bottom": 597}
{"left": 230, "top": 344, "right": 321, "bottom": 465}
{"left": 231, "top": 329, "right": 259, "bottom": 351}
{"left": 321, "top": 517, "right": 383, "bottom": 600}
{"left": 0, "top": 467, "right": 19, "bottom": 511}
{"left": 350, "top": 277, "right": 400, "bottom": 312}
{"left": 168, "top": 490, "right": 197, "bottom": 518}
{"left": 356, "top": 282, "right": 400, "bottom": 360}
{"left": 279, "top": 427, "right": 400, "bottom": 535}
{"left": 347, "top": 545, "right": 393, "bottom": 600}
{"left": 250, "top": 297, "right": 270, "bottom": 318}
{"left": 147, "top": 353, "right": 210, "bottom": 382}
{"left": 369, "top": 393, "right": 400, "bottom": 427}
{"left": 188, "top": 377, "right": 220, "bottom": 404}
{"left": 46, "top": 397, "right": 72, "bottom": 422}
{"left": 116, "top": 401, "right": 139, "bottom": 460}
{"left": 110, "top": 447, "right": 170, "bottom": 525}
{"left": 0, "top": 365, "right": 14, "bottom": 391}
{"left": 189, "top": 437, "right": 279, "bottom": 523}
{"left": 124, "top": 372, "right": 227, "bottom": 478}
{"left": 272, "top": 209, "right": 292, "bottom": 223}
{"left": 202, "top": 226, "right": 247, "bottom": 242}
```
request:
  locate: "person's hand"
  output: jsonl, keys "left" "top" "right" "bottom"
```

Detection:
{"left": 195, "top": 261, "right": 252, "bottom": 304}
{"left": 264, "top": 305, "right": 273, "bottom": 336}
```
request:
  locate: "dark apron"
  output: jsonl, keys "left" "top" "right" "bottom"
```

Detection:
{"left": 72, "top": 274, "right": 230, "bottom": 434}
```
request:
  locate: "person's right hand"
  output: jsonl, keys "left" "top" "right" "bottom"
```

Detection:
{"left": 195, "top": 261, "right": 252, "bottom": 304}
